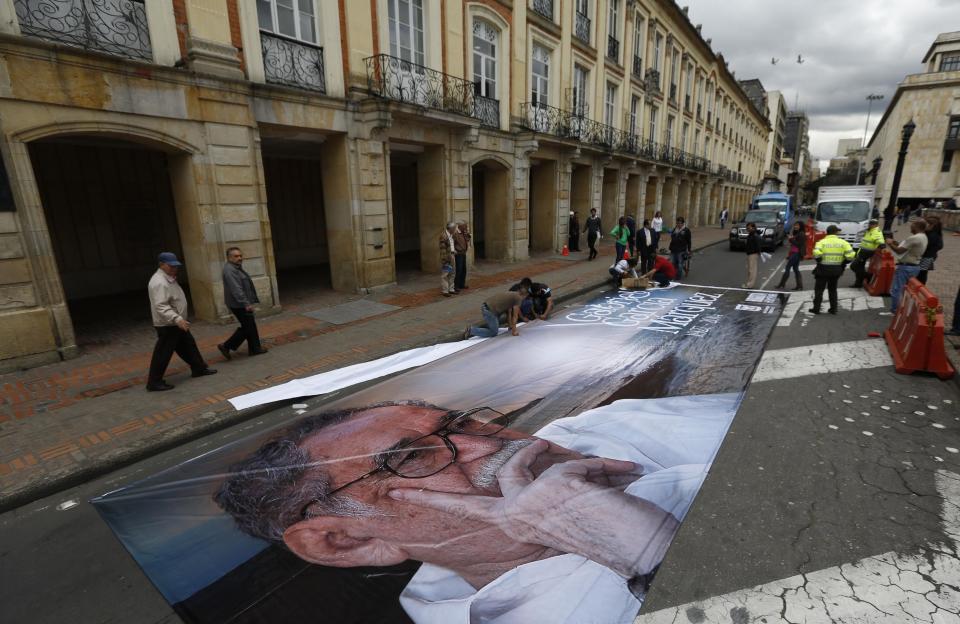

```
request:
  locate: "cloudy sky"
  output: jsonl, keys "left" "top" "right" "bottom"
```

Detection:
{"left": 683, "top": 0, "right": 960, "bottom": 168}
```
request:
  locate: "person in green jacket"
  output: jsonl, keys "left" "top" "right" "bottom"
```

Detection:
{"left": 610, "top": 216, "right": 630, "bottom": 262}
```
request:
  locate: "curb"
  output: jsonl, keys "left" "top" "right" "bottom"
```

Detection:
{"left": 0, "top": 277, "right": 614, "bottom": 514}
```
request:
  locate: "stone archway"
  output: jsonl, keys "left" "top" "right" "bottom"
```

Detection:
{"left": 471, "top": 158, "right": 512, "bottom": 260}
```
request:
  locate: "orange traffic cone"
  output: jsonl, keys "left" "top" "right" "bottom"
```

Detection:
{"left": 562, "top": 245, "right": 569, "bottom": 256}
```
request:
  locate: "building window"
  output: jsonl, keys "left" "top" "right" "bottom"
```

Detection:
{"left": 574, "top": 0, "right": 590, "bottom": 44}
{"left": 531, "top": 43, "right": 550, "bottom": 106}
{"left": 666, "top": 115, "right": 674, "bottom": 148}
{"left": 653, "top": 32, "right": 662, "bottom": 71}
{"left": 941, "top": 54, "right": 960, "bottom": 72}
{"left": 632, "top": 14, "right": 644, "bottom": 77}
{"left": 943, "top": 150, "right": 954, "bottom": 172}
{"left": 670, "top": 48, "right": 679, "bottom": 101}
{"left": 630, "top": 94, "right": 640, "bottom": 136}
{"left": 258, "top": 0, "right": 318, "bottom": 43}
{"left": 684, "top": 62, "right": 693, "bottom": 111}
{"left": 473, "top": 19, "right": 498, "bottom": 99}
{"left": 388, "top": 0, "right": 424, "bottom": 65}
{"left": 606, "top": 0, "right": 619, "bottom": 62}
{"left": 949, "top": 116, "right": 960, "bottom": 140}
{"left": 605, "top": 82, "right": 617, "bottom": 127}
{"left": 573, "top": 64, "right": 588, "bottom": 115}
{"left": 649, "top": 105, "right": 658, "bottom": 143}
{"left": 694, "top": 129, "right": 700, "bottom": 155}
{"left": 681, "top": 121, "right": 689, "bottom": 151}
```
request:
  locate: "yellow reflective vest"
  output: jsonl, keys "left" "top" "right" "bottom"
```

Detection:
{"left": 813, "top": 235, "right": 856, "bottom": 265}
{"left": 859, "top": 227, "right": 885, "bottom": 251}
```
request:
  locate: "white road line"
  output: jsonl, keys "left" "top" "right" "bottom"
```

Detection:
{"left": 752, "top": 339, "right": 892, "bottom": 383}
{"left": 759, "top": 258, "right": 786, "bottom": 290}
{"left": 777, "top": 288, "right": 886, "bottom": 327}
{"left": 637, "top": 470, "right": 960, "bottom": 624}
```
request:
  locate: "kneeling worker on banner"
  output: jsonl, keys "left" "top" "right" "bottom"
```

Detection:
{"left": 809, "top": 225, "right": 855, "bottom": 315}
{"left": 465, "top": 287, "right": 526, "bottom": 338}
{"left": 642, "top": 254, "right": 676, "bottom": 288}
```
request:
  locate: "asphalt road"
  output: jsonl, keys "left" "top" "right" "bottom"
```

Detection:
{"left": 4, "top": 242, "right": 958, "bottom": 624}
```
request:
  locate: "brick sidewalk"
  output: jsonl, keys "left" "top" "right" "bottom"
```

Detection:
{"left": 0, "top": 227, "right": 730, "bottom": 509}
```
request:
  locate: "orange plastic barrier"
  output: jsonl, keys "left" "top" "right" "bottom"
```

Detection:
{"left": 803, "top": 223, "right": 826, "bottom": 260}
{"left": 885, "top": 278, "right": 956, "bottom": 380}
{"left": 864, "top": 249, "right": 895, "bottom": 296}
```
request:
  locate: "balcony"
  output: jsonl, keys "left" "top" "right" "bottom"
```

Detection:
{"left": 519, "top": 102, "right": 710, "bottom": 173}
{"left": 261, "top": 32, "right": 326, "bottom": 93}
{"left": 14, "top": 0, "right": 151, "bottom": 60}
{"left": 531, "top": 0, "right": 553, "bottom": 21}
{"left": 607, "top": 36, "right": 619, "bottom": 62}
{"left": 574, "top": 11, "right": 590, "bottom": 44}
{"left": 632, "top": 55, "right": 643, "bottom": 80}
{"left": 365, "top": 54, "right": 498, "bottom": 128}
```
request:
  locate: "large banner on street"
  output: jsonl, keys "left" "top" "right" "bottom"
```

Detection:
{"left": 93, "top": 285, "right": 785, "bottom": 624}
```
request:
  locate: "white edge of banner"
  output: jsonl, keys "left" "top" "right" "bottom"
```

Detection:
{"left": 228, "top": 336, "right": 493, "bottom": 411}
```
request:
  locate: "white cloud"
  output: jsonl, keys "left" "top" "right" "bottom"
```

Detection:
{"left": 683, "top": 0, "right": 960, "bottom": 158}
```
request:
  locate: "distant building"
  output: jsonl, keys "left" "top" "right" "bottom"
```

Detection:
{"left": 758, "top": 90, "right": 787, "bottom": 178}
{"left": 836, "top": 138, "right": 862, "bottom": 157}
{"left": 865, "top": 31, "right": 960, "bottom": 210}
{"left": 810, "top": 166, "right": 822, "bottom": 180}
{"left": 785, "top": 110, "right": 812, "bottom": 199}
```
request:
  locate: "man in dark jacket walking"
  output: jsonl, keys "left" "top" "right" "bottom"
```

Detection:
{"left": 218, "top": 247, "right": 267, "bottom": 359}
{"left": 668, "top": 217, "right": 692, "bottom": 279}
{"left": 583, "top": 208, "right": 602, "bottom": 260}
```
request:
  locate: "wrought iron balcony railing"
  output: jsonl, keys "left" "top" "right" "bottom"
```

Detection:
{"left": 14, "top": 0, "right": 151, "bottom": 60}
{"left": 520, "top": 102, "right": 711, "bottom": 173}
{"left": 365, "top": 54, "right": 498, "bottom": 128}
{"left": 607, "top": 36, "right": 619, "bottom": 62}
{"left": 261, "top": 32, "right": 326, "bottom": 93}
{"left": 632, "top": 55, "right": 643, "bottom": 79}
{"left": 531, "top": 0, "right": 553, "bottom": 21}
{"left": 574, "top": 11, "right": 590, "bottom": 44}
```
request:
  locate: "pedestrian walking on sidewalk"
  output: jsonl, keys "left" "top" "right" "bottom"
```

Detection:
{"left": 440, "top": 223, "right": 457, "bottom": 297}
{"left": 454, "top": 221, "right": 471, "bottom": 291}
{"left": 610, "top": 217, "right": 630, "bottom": 263}
{"left": 850, "top": 219, "right": 885, "bottom": 288}
{"left": 885, "top": 219, "right": 928, "bottom": 315}
{"left": 568, "top": 212, "right": 581, "bottom": 252}
{"left": 464, "top": 288, "right": 526, "bottom": 338}
{"left": 668, "top": 217, "right": 692, "bottom": 280}
{"left": 146, "top": 252, "right": 216, "bottom": 391}
{"left": 720, "top": 208, "right": 729, "bottom": 230}
{"left": 777, "top": 221, "right": 806, "bottom": 290}
{"left": 917, "top": 216, "right": 942, "bottom": 285}
{"left": 809, "top": 225, "right": 855, "bottom": 315}
{"left": 637, "top": 219, "right": 656, "bottom": 273}
{"left": 584, "top": 208, "right": 601, "bottom": 260}
{"left": 218, "top": 247, "right": 267, "bottom": 360}
{"left": 651, "top": 211, "right": 664, "bottom": 250}
{"left": 742, "top": 222, "right": 761, "bottom": 289}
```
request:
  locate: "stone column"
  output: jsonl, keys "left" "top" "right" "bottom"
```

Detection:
{"left": 512, "top": 137, "right": 539, "bottom": 261}
{"left": 691, "top": 182, "right": 703, "bottom": 226}
{"left": 678, "top": 178, "right": 692, "bottom": 222}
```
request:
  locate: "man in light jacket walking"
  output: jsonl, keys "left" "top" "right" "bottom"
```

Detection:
{"left": 218, "top": 247, "right": 267, "bottom": 359}
{"left": 146, "top": 252, "right": 216, "bottom": 391}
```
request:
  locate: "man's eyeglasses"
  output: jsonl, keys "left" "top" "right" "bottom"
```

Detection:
{"left": 300, "top": 407, "right": 509, "bottom": 519}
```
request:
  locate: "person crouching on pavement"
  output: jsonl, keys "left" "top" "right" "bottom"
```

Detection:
{"left": 511, "top": 277, "right": 554, "bottom": 321}
{"left": 641, "top": 253, "right": 676, "bottom": 288}
{"left": 465, "top": 287, "right": 526, "bottom": 338}
{"left": 609, "top": 257, "right": 639, "bottom": 287}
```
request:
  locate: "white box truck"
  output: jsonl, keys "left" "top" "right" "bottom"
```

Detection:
{"left": 815, "top": 186, "right": 876, "bottom": 248}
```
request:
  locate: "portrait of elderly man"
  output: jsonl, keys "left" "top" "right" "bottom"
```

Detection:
{"left": 215, "top": 395, "right": 737, "bottom": 623}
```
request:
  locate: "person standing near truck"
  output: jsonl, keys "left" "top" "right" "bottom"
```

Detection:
{"left": 850, "top": 219, "right": 885, "bottom": 288}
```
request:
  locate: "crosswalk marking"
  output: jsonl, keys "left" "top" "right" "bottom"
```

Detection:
{"left": 752, "top": 339, "right": 892, "bottom": 382}
{"left": 777, "top": 288, "right": 886, "bottom": 327}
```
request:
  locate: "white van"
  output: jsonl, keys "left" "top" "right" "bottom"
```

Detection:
{"left": 815, "top": 186, "right": 876, "bottom": 248}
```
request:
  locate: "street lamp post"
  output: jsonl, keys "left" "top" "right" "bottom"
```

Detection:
{"left": 856, "top": 94, "right": 884, "bottom": 185}
{"left": 883, "top": 119, "right": 916, "bottom": 235}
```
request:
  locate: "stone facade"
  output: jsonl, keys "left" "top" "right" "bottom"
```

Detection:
{"left": 0, "top": 0, "right": 766, "bottom": 371}
{"left": 865, "top": 31, "right": 960, "bottom": 210}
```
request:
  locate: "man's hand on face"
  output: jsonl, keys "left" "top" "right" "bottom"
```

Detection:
{"left": 389, "top": 440, "right": 675, "bottom": 577}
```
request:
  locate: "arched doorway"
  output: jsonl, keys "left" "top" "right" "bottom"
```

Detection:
{"left": 27, "top": 134, "right": 190, "bottom": 350}
{"left": 471, "top": 159, "right": 511, "bottom": 260}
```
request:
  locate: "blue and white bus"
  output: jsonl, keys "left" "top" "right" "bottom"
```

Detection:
{"left": 750, "top": 191, "right": 793, "bottom": 230}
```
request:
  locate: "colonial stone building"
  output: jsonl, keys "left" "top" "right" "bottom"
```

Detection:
{"left": 865, "top": 31, "right": 960, "bottom": 210}
{"left": 0, "top": 0, "right": 766, "bottom": 371}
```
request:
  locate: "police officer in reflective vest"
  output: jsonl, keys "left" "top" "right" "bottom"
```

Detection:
{"left": 850, "top": 218, "right": 885, "bottom": 288}
{"left": 810, "top": 225, "right": 856, "bottom": 315}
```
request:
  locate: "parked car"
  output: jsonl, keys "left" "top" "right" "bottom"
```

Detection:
{"left": 729, "top": 210, "right": 785, "bottom": 252}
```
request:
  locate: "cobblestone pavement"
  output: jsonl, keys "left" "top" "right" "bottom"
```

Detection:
{"left": 0, "top": 227, "right": 732, "bottom": 509}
